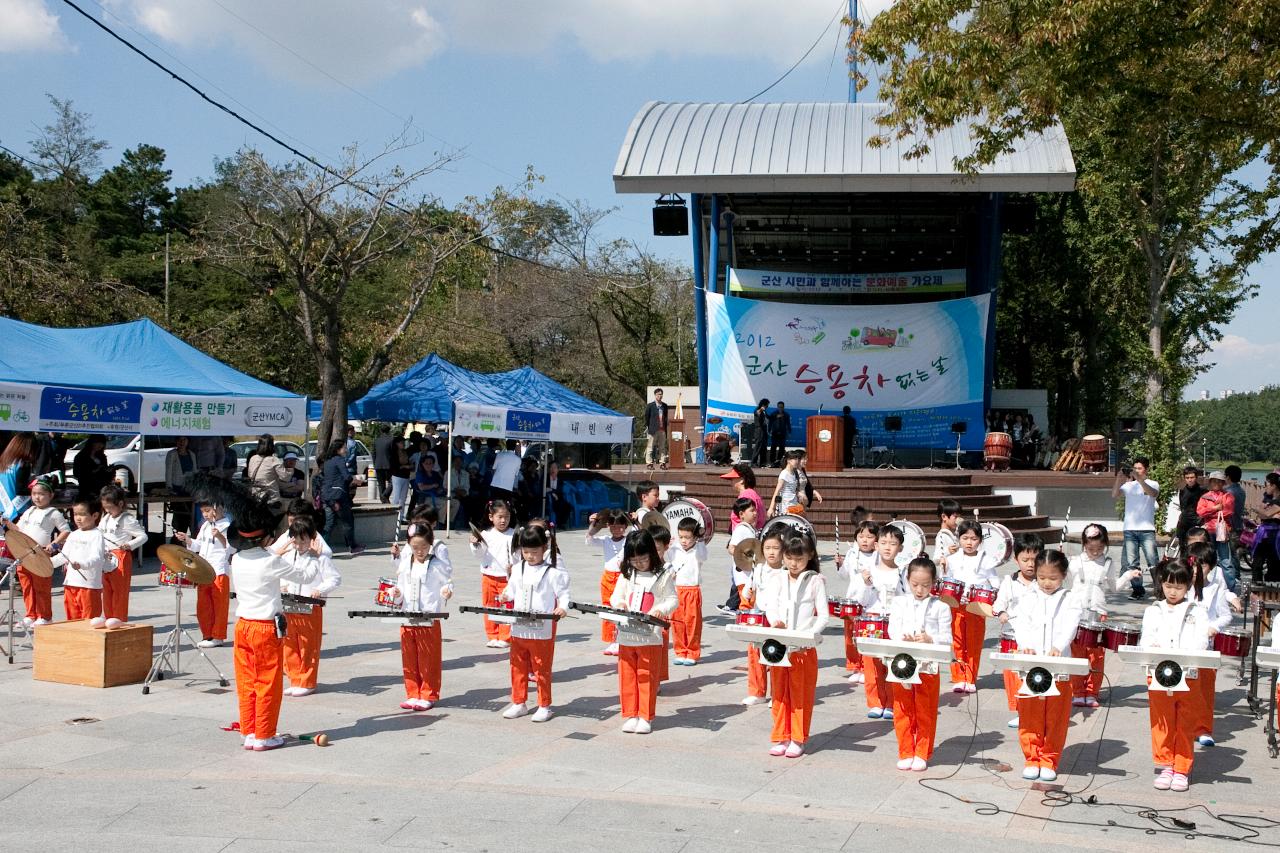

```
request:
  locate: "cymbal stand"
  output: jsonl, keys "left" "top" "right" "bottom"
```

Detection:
{"left": 953, "top": 431, "right": 965, "bottom": 469}
{"left": 0, "top": 560, "right": 30, "bottom": 664}
{"left": 142, "top": 575, "right": 229, "bottom": 694}
{"left": 876, "top": 432, "right": 901, "bottom": 470}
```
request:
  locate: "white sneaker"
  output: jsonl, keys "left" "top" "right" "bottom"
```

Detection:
{"left": 197, "top": 639, "right": 218, "bottom": 648}
{"left": 89, "top": 616, "right": 106, "bottom": 628}
{"left": 242, "top": 735, "right": 257, "bottom": 750}
{"left": 1022, "top": 765, "right": 1040, "bottom": 780}
{"left": 784, "top": 741, "right": 803, "bottom": 758}
{"left": 848, "top": 672, "right": 864, "bottom": 684}
{"left": 604, "top": 643, "right": 619, "bottom": 656}
{"left": 104, "top": 618, "right": 122, "bottom": 628}
{"left": 963, "top": 683, "right": 977, "bottom": 694}
{"left": 486, "top": 639, "right": 500, "bottom": 648}
{"left": 1039, "top": 767, "right": 1058, "bottom": 782}
{"left": 1071, "top": 696, "right": 1087, "bottom": 707}
{"left": 622, "top": 717, "right": 639, "bottom": 733}
{"left": 897, "top": 757, "right": 912, "bottom": 770}
{"left": 283, "top": 687, "right": 299, "bottom": 697}
{"left": 952, "top": 683, "right": 966, "bottom": 693}
{"left": 290, "top": 687, "right": 315, "bottom": 697}
{"left": 911, "top": 757, "right": 927, "bottom": 772}
{"left": 412, "top": 699, "right": 435, "bottom": 711}
{"left": 502, "top": 702, "right": 528, "bottom": 719}
{"left": 741, "top": 695, "right": 767, "bottom": 706}
{"left": 32, "top": 618, "right": 49, "bottom": 626}
{"left": 22, "top": 616, "right": 34, "bottom": 628}
{"left": 1197, "top": 734, "right": 1215, "bottom": 747}
{"left": 494, "top": 640, "right": 510, "bottom": 649}
{"left": 634, "top": 718, "right": 652, "bottom": 735}
{"left": 1007, "top": 716, "right": 1020, "bottom": 728}
{"left": 531, "top": 706, "right": 553, "bottom": 723}
{"left": 252, "top": 736, "right": 285, "bottom": 751}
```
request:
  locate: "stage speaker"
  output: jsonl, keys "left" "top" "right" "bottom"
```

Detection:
{"left": 951, "top": 421, "right": 967, "bottom": 435}
{"left": 1003, "top": 196, "right": 1036, "bottom": 235}
{"left": 652, "top": 195, "right": 689, "bottom": 236}
{"left": 884, "top": 416, "right": 902, "bottom": 432}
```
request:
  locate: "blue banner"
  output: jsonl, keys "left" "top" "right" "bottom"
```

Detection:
{"left": 39, "top": 386, "right": 141, "bottom": 433}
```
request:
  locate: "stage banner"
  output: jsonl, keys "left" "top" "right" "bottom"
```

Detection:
{"left": 704, "top": 291, "right": 990, "bottom": 451}
{"left": 728, "top": 267, "right": 966, "bottom": 296}
{"left": 453, "top": 402, "right": 631, "bottom": 444}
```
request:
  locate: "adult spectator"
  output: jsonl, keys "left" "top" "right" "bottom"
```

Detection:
{"left": 321, "top": 439, "right": 364, "bottom": 555}
{"left": 164, "top": 435, "right": 196, "bottom": 538}
{"left": 344, "top": 425, "right": 360, "bottom": 477}
{"left": 721, "top": 461, "right": 765, "bottom": 526}
{"left": 31, "top": 432, "right": 67, "bottom": 478}
{"left": 1225, "top": 465, "right": 1247, "bottom": 573}
{"left": 1253, "top": 472, "right": 1280, "bottom": 582}
{"left": 515, "top": 455, "right": 543, "bottom": 523}
{"left": 1113, "top": 457, "right": 1160, "bottom": 599}
{"left": 245, "top": 433, "right": 289, "bottom": 506}
{"left": 73, "top": 435, "right": 113, "bottom": 500}
{"left": 0, "top": 434, "right": 38, "bottom": 521}
{"left": 489, "top": 439, "right": 521, "bottom": 503}
{"left": 372, "top": 425, "right": 394, "bottom": 504}
{"left": 218, "top": 436, "right": 239, "bottom": 479}
{"left": 411, "top": 454, "right": 445, "bottom": 522}
{"left": 449, "top": 449, "right": 470, "bottom": 528}
{"left": 749, "top": 398, "right": 771, "bottom": 467}
{"left": 1197, "top": 470, "right": 1238, "bottom": 592}
{"left": 279, "top": 452, "right": 306, "bottom": 499}
{"left": 841, "top": 406, "right": 857, "bottom": 469}
{"left": 644, "top": 389, "right": 670, "bottom": 471}
{"left": 769, "top": 401, "right": 791, "bottom": 467}
{"left": 193, "top": 436, "right": 222, "bottom": 471}
{"left": 545, "top": 461, "right": 570, "bottom": 529}
{"left": 389, "top": 435, "right": 412, "bottom": 523}
{"left": 1173, "top": 466, "right": 1206, "bottom": 549}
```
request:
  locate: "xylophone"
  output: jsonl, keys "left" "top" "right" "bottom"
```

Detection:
{"left": 570, "top": 602, "right": 668, "bottom": 630}
{"left": 349, "top": 609, "right": 449, "bottom": 625}
{"left": 460, "top": 604, "right": 562, "bottom": 625}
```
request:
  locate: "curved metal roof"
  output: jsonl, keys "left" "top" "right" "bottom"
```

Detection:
{"left": 613, "top": 101, "right": 1076, "bottom": 194}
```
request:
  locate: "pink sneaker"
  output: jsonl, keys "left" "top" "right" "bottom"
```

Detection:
{"left": 784, "top": 741, "right": 805, "bottom": 758}
{"left": 1154, "top": 768, "right": 1174, "bottom": 790}
{"left": 769, "top": 741, "right": 788, "bottom": 756}
{"left": 399, "top": 700, "right": 417, "bottom": 710}
{"left": 1170, "top": 772, "right": 1189, "bottom": 792}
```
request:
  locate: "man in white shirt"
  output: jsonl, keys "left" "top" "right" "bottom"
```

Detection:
{"left": 1113, "top": 456, "right": 1159, "bottom": 600}
{"left": 488, "top": 440, "right": 521, "bottom": 503}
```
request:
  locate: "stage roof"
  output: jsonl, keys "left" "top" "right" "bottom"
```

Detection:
{"left": 613, "top": 102, "right": 1076, "bottom": 195}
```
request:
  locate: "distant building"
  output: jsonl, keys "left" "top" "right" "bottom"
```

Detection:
{"left": 1221, "top": 389, "right": 1235, "bottom": 399}
{"left": 1200, "top": 390, "right": 1210, "bottom": 400}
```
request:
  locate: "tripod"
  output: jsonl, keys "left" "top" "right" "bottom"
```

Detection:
{"left": 142, "top": 576, "right": 229, "bottom": 694}
{"left": 876, "top": 423, "right": 902, "bottom": 470}
{"left": 952, "top": 430, "right": 965, "bottom": 469}
{"left": 0, "top": 561, "right": 30, "bottom": 664}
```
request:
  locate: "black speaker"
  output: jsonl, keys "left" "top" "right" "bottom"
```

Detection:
{"left": 1025, "top": 666, "right": 1054, "bottom": 695}
{"left": 884, "top": 416, "right": 902, "bottom": 432}
{"left": 761, "top": 639, "right": 788, "bottom": 665}
{"left": 1154, "top": 660, "right": 1183, "bottom": 689}
{"left": 653, "top": 204, "right": 689, "bottom": 236}
{"left": 951, "top": 421, "right": 967, "bottom": 435}
{"left": 1003, "top": 196, "right": 1036, "bottom": 235}
{"left": 890, "top": 653, "right": 917, "bottom": 681}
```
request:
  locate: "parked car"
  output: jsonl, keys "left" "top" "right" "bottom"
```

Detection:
{"left": 229, "top": 440, "right": 305, "bottom": 479}
{"left": 303, "top": 439, "right": 372, "bottom": 476}
{"left": 63, "top": 434, "right": 183, "bottom": 491}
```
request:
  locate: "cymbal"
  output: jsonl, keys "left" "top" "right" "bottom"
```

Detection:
{"left": 732, "top": 538, "right": 760, "bottom": 572}
{"left": 643, "top": 515, "right": 670, "bottom": 537}
{"left": 156, "top": 544, "right": 216, "bottom": 585}
{"left": 1, "top": 524, "right": 54, "bottom": 578}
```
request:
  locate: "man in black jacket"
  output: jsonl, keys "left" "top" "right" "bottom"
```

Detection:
{"left": 372, "top": 425, "right": 394, "bottom": 503}
{"left": 643, "top": 389, "right": 670, "bottom": 470}
{"left": 1174, "top": 465, "right": 1206, "bottom": 548}
{"left": 769, "top": 402, "right": 791, "bottom": 467}
{"left": 749, "top": 399, "right": 770, "bottom": 466}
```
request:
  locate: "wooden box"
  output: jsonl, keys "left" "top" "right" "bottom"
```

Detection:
{"left": 33, "top": 620, "right": 153, "bottom": 688}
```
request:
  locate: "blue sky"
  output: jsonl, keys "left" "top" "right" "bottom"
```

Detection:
{"left": 1, "top": 0, "right": 1273, "bottom": 401}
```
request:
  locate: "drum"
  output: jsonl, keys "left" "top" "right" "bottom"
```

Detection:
{"left": 736, "top": 608, "right": 768, "bottom": 627}
{"left": 999, "top": 636, "right": 1018, "bottom": 654}
{"left": 836, "top": 599, "right": 863, "bottom": 620}
{"left": 984, "top": 432, "right": 1012, "bottom": 471}
{"left": 930, "top": 581, "right": 940, "bottom": 598}
{"left": 965, "top": 584, "right": 997, "bottom": 616}
{"left": 662, "top": 498, "right": 716, "bottom": 544}
{"left": 1239, "top": 518, "right": 1258, "bottom": 553}
{"left": 978, "top": 522, "right": 1014, "bottom": 568}
{"left": 887, "top": 520, "right": 927, "bottom": 569}
{"left": 1080, "top": 435, "right": 1109, "bottom": 471}
{"left": 1074, "top": 620, "right": 1106, "bottom": 649}
{"left": 854, "top": 615, "right": 889, "bottom": 639}
{"left": 827, "top": 598, "right": 843, "bottom": 618}
{"left": 374, "top": 577, "right": 401, "bottom": 608}
{"left": 158, "top": 564, "right": 195, "bottom": 587}
{"left": 936, "top": 578, "right": 965, "bottom": 607}
{"left": 1101, "top": 621, "right": 1141, "bottom": 652}
{"left": 1213, "top": 628, "right": 1252, "bottom": 658}
{"left": 763, "top": 513, "right": 816, "bottom": 545}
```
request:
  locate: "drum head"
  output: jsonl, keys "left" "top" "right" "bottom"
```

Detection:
{"left": 662, "top": 498, "right": 715, "bottom": 544}
{"left": 764, "top": 514, "right": 815, "bottom": 546}
{"left": 888, "top": 520, "right": 926, "bottom": 568}
{"left": 979, "top": 522, "right": 1014, "bottom": 567}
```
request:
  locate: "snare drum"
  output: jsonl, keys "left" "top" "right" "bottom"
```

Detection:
{"left": 999, "top": 635, "right": 1018, "bottom": 654}
{"left": 854, "top": 614, "right": 889, "bottom": 639}
{"left": 662, "top": 498, "right": 716, "bottom": 544}
{"left": 1213, "top": 628, "right": 1252, "bottom": 658}
{"left": 837, "top": 599, "right": 863, "bottom": 620}
{"left": 736, "top": 608, "right": 768, "bottom": 627}
{"left": 979, "top": 522, "right": 1015, "bottom": 568}
{"left": 1073, "top": 620, "right": 1106, "bottom": 649}
{"left": 887, "top": 520, "right": 927, "bottom": 569}
{"left": 936, "top": 578, "right": 965, "bottom": 607}
{"left": 374, "top": 577, "right": 401, "bottom": 609}
{"left": 1101, "top": 621, "right": 1141, "bottom": 652}
{"left": 158, "top": 564, "right": 195, "bottom": 587}
{"left": 965, "top": 584, "right": 997, "bottom": 616}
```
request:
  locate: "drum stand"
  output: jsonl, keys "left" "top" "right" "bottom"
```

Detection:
{"left": 1265, "top": 668, "right": 1279, "bottom": 758}
{"left": 875, "top": 435, "right": 901, "bottom": 470}
{"left": 1245, "top": 590, "right": 1280, "bottom": 716}
{"left": 142, "top": 576, "right": 229, "bottom": 694}
{"left": 0, "top": 562, "right": 30, "bottom": 664}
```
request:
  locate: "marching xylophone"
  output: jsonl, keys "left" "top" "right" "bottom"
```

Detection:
{"left": 460, "top": 604, "right": 562, "bottom": 625}
{"left": 571, "top": 602, "right": 668, "bottom": 630}
{"left": 230, "top": 591, "right": 326, "bottom": 614}
{"left": 1245, "top": 583, "right": 1280, "bottom": 715}
{"left": 1115, "top": 645, "right": 1221, "bottom": 694}
{"left": 724, "top": 624, "right": 822, "bottom": 667}
{"left": 855, "top": 637, "right": 952, "bottom": 684}
{"left": 1254, "top": 646, "right": 1280, "bottom": 757}
{"left": 990, "top": 651, "right": 1091, "bottom": 698}
{"left": 348, "top": 609, "right": 449, "bottom": 625}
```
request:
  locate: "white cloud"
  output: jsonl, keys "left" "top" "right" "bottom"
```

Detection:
{"left": 0, "top": 0, "right": 70, "bottom": 53}
{"left": 1186, "top": 333, "right": 1280, "bottom": 399}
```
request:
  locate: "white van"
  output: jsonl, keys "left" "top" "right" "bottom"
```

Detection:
{"left": 64, "top": 434, "right": 183, "bottom": 491}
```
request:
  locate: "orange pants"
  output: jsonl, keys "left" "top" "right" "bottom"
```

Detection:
{"left": 197, "top": 575, "right": 230, "bottom": 641}
{"left": 861, "top": 654, "right": 891, "bottom": 710}
{"left": 600, "top": 571, "right": 619, "bottom": 642}
{"left": 1149, "top": 685, "right": 1203, "bottom": 775}
{"left": 1018, "top": 690, "right": 1072, "bottom": 769}
{"left": 672, "top": 586, "right": 702, "bottom": 660}
{"left": 481, "top": 574, "right": 511, "bottom": 642}
{"left": 511, "top": 636, "right": 555, "bottom": 707}
{"left": 234, "top": 618, "right": 285, "bottom": 740}
{"left": 400, "top": 622, "right": 442, "bottom": 701}
{"left": 1071, "top": 644, "right": 1106, "bottom": 698}
{"left": 1002, "top": 641, "right": 1022, "bottom": 711}
{"left": 283, "top": 608, "right": 324, "bottom": 689}
{"left": 18, "top": 567, "right": 52, "bottom": 621}
{"left": 770, "top": 648, "right": 819, "bottom": 744}
{"left": 950, "top": 608, "right": 985, "bottom": 684}
{"left": 1191, "top": 669, "right": 1216, "bottom": 738}
{"left": 102, "top": 549, "right": 132, "bottom": 622}
{"left": 844, "top": 620, "right": 862, "bottom": 671}
{"left": 746, "top": 644, "right": 768, "bottom": 698}
{"left": 892, "top": 673, "right": 941, "bottom": 760}
{"left": 618, "top": 643, "right": 660, "bottom": 720}
{"left": 64, "top": 586, "right": 103, "bottom": 620}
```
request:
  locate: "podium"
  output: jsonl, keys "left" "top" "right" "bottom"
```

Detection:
{"left": 667, "top": 418, "right": 686, "bottom": 469}
{"left": 805, "top": 415, "right": 843, "bottom": 472}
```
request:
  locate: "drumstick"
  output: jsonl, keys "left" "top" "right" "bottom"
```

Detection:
{"left": 834, "top": 515, "right": 841, "bottom": 562}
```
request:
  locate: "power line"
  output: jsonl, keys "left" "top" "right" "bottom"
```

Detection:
{"left": 0, "top": 143, "right": 42, "bottom": 170}
{"left": 741, "top": 1, "right": 845, "bottom": 103}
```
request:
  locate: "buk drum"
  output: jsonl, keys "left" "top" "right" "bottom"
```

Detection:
{"left": 1101, "top": 622, "right": 1141, "bottom": 652}
{"left": 158, "top": 564, "right": 195, "bottom": 587}
{"left": 763, "top": 514, "right": 816, "bottom": 546}
{"left": 888, "top": 520, "right": 927, "bottom": 569}
{"left": 375, "top": 577, "right": 401, "bottom": 609}
{"left": 965, "top": 584, "right": 997, "bottom": 616}
{"left": 979, "top": 522, "right": 1015, "bottom": 568}
{"left": 1080, "top": 435, "right": 1109, "bottom": 471}
{"left": 1213, "top": 628, "right": 1252, "bottom": 658}
{"left": 999, "top": 636, "right": 1018, "bottom": 654}
{"left": 854, "top": 615, "right": 889, "bottom": 640}
{"left": 1074, "top": 620, "right": 1106, "bottom": 649}
{"left": 662, "top": 498, "right": 716, "bottom": 544}
{"left": 984, "top": 432, "right": 1013, "bottom": 471}
{"left": 736, "top": 608, "right": 768, "bottom": 627}
{"left": 936, "top": 578, "right": 966, "bottom": 607}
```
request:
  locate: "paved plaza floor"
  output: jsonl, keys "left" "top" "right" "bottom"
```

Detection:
{"left": 0, "top": 535, "right": 1277, "bottom": 852}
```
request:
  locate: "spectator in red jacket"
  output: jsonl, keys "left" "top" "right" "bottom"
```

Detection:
{"left": 1197, "top": 470, "right": 1238, "bottom": 592}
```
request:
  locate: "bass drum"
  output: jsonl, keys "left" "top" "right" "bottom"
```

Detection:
{"left": 662, "top": 498, "right": 715, "bottom": 544}
{"left": 763, "top": 513, "right": 816, "bottom": 546}
{"left": 979, "top": 521, "right": 1015, "bottom": 568}
{"left": 888, "top": 520, "right": 927, "bottom": 569}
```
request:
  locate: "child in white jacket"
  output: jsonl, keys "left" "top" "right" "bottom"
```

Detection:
{"left": 848, "top": 526, "right": 906, "bottom": 719}
{"left": 394, "top": 526, "right": 453, "bottom": 711}
{"left": 55, "top": 499, "right": 114, "bottom": 625}
{"left": 887, "top": 557, "right": 952, "bottom": 772}
{"left": 1185, "top": 541, "right": 1232, "bottom": 747}
{"left": 835, "top": 519, "right": 879, "bottom": 683}
{"left": 500, "top": 525, "right": 570, "bottom": 723}
{"left": 1067, "top": 524, "right": 1112, "bottom": 707}
{"left": 762, "top": 533, "right": 828, "bottom": 759}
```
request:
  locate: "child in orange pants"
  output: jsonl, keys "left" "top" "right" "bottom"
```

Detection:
{"left": 586, "top": 509, "right": 628, "bottom": 654}
{"left": 56, "top": 499, "right": 114, "bottom": 623}
{"left": 393, "top": 526, "right": 452, "bottom": 709}
{"left": 471, "top": 499, "right": 515, "bottom": 647}
{"left": 763, "top": 533, "right": 828, "bottom": 758}
{"left": 1186, "top": 541, "right": 1231, "bottom": 746}
{"left": 13, "top": 479, "right": 70, "bottom": 624}
{"left": 501, "top": 524, "right": 568, "bottom": 721}
{"left": 177, "top": 504, "right": 233, "bottom": 647}
{"left": 1010, "top": 550, "right": 1082, "bottom": 782}
{"left": 739, "top": 525, "right": 784, "bottom": 705}
{"left": 887, "top": 558, "right": 952, "bottom": 770}
{"left": 851, "top": 526, "right": 907, "bottom": 718}
{"left": 611, "top": 529, "right": 677, "bottom": 734}
{"left": 941, "top": 520, "right": 998, "bottom": 692}
{"left": 98, "top": 485, "right": 146, "bottom": 625}
{"left": 836, "top": 520, "right": 879, "bottom": 682}
{"left": 1068, "top": 524, "right": 1112, "bottom": 708}
{"left": 275, "top": 501, "right": 341, "bottom": 697}
{"left": 669, "top": 518, "right": 706, "bottom": 665}
{"left": 994, "top": 533, "right": 1043, "bottom": 727}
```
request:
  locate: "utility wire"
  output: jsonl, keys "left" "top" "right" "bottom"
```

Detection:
{"left": 741, "top": 1, "right": 845, "bottom": 103}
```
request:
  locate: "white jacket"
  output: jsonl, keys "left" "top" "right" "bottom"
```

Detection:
{"left": 993, "top": 572, "right": 1036, "bottom": 638}
{"left": 1012, "top": 586, "right": 1082, "bottom": 655}
{"left": 849, "top": 563, "right": 907, "bottom": 614}
{"left": 670, "top": 541, "right": 707, "bottom": 587}
{"left": 763, "top": 571, "right": 829, "bottom": 647}
{"left": 837, "top": 547, "right": 878, "bottom": 598}
{"left": 1067, "top": 553, "right": 1111, "bottom": 615}
{"left": 99, "top": 510, "right": 147, "bottom": 554}
{"left": 502, "top": 558, "right": 571, "bottom": 641}
{"left": 610, "top": 569, "right": 678, "bottom": 646}
{"left": 189, "top": 518, "right": 234, "bottom": 577}
{"left": 944, "top": 550, "right": 998, "bottom": 587}
{"left": 932, "top": 528, "right": 959, "bottom": 563}
{"left": 888, "top": 595, "right": 952, "bottom": 645}
{"left": 17, "top": 505, "right": 68, "bottom": 547}
{"left": 272, "top": 531, "right": 340, "bottom": 598}
{"left": 728, "top": 522, "right": 757, "bottom": 588}
{"left": 396, "top": 552, "right": 453, "bottom": 614}
{"left": 55, "top": 529, "right": 113, "bottom": 589}
{"left": 1140, "top": 599, "right": 1212, "bottom": 650}
{"left": 742, "top": 562, "right": 782, "bottom": 608}
{"left": 471, "top": 528, "right": 514, "bottom": 578}
{"left": 1191, "top": 580, "right": 1232, "bottom": 633}
{"left": 586, "top": 530, "right": 628, "bottom": 572}
{"left": 230, "top": 547, "right": 322, "bottom": 620}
